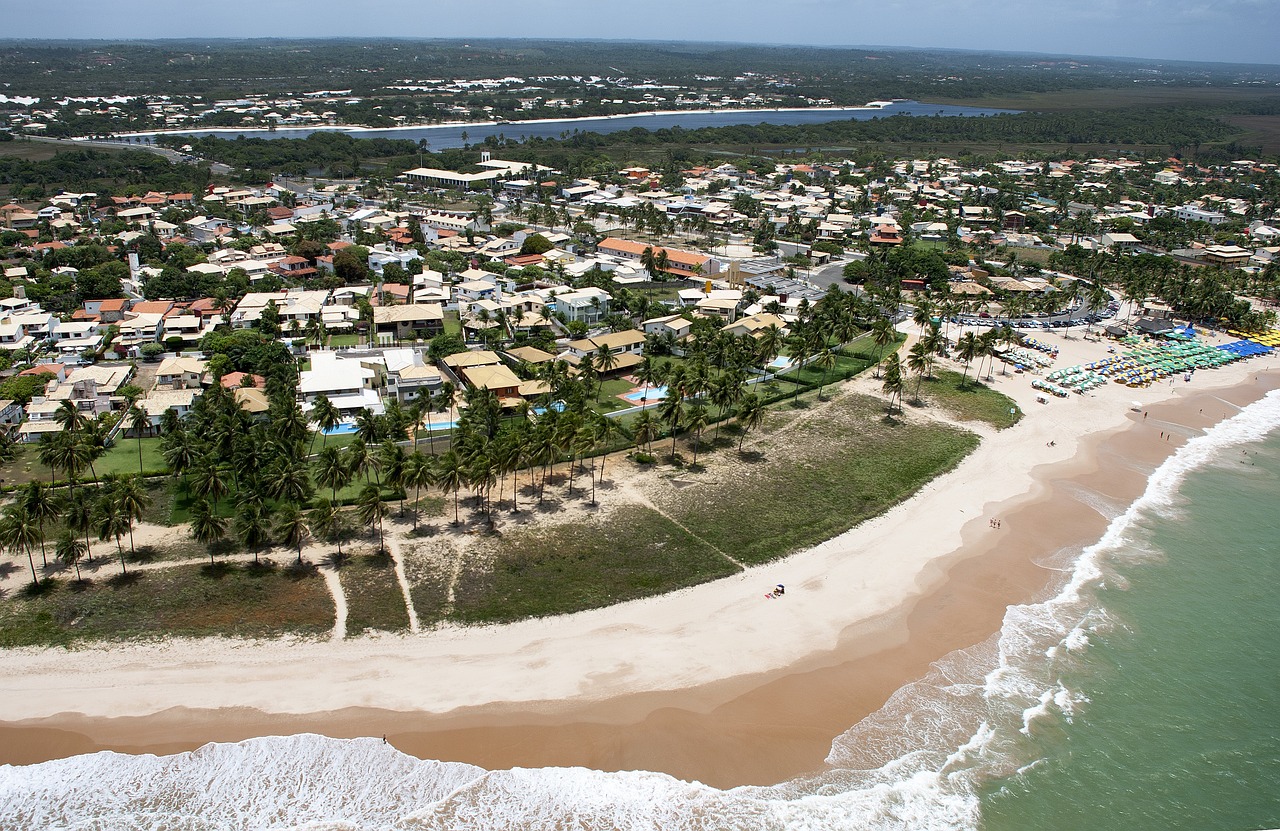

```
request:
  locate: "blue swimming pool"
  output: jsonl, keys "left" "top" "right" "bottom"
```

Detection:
{"left": 768, "top": 356, "right": 793, "bottom": 370}
{"left": 321, "top": 422, "right": 359, "bottom": 436}
{"left": 623, "top": 385, "right": 668, "bottom": 403}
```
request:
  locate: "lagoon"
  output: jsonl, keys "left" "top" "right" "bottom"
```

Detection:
{"left": 146, "top": 100, "right": 1016, "bottom": 149}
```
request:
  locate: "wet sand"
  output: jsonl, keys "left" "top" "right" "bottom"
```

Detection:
{"left": 5, "top": 375, "right": 1273, "bottom": 788}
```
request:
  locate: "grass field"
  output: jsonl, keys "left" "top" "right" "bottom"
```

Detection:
{"left": 450, "top": 504, "right": 739, "bottom": 623}
{"left": 0, "top": 560, "right": 332, "bottom": 647}
{"left": 663, "top": 394, "right": 979, "bottom": 566}
{"left": 338, "top": 551, "right": 409, "bottom": 634}
{"left": 912, "top": 369, "right": 1024, "bottom": 430}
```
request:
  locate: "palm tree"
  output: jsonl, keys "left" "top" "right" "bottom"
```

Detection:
{"left": 356, "top": 483, "right": 388, "bottom": 553}
{"left": 882, "top": 353, "right": 905, "bottom": 415}
{"left": 235, "top": 502, "right": 271, "bottom": 564}
{"left": 127, "top": 403, "right": 150, "bottom": 475}
{"left": 685, "top": 404, "right": 709, "bottom": 467}
{"left": 93, "top": 492, "right": 131, "bottom": 575}
{"left": 593, "top": 344, "right": 617, "bottom": 400}
{"left": 756, "top": 324, "right": 785, "bottom": 370}
{"left": 271, "top": 458, "right": 314, "bottom": 506}
{"left": 310, "top": 394, "right": 341, "bottom": 454}
{"left": 56, "top": 530, "right": 87, "bottom": 582}
{"left": 191, "top": 458, "right": 231, "bottom": 519}
{"left": 659, "top": 391, "right": 685, "bottom": 460}
{"left": 379, "top": 439, "right": 408, "bottom": 515}
{"left": 907, "top": 339, "right": 931, "bottom": 402}
{"left": 305, "top": 439, "right": 339, "bottom": 492}
{"left": 308, "top": 499, "right": 346, "bottom": 560}
{"left": 401, "top": 451, "right": 435, "bottom": 530}
{"left": 436, "top": 449, "right": 465, "bottom": 525}
{"left": 735, "top": 393, "right": 766, "bottom": 452}
{"left": 1, "top": 505, "right": 43, "bottom": 587}
{"left": 956, "top": 331, "right": 980, "bottom": 384}
{"left": 871, "top": 316, "right": 896, "bottom": 378}
{"left": 275, "top": 503, "right": 310, "bottom": 564}
{"left": 633, "top": 410, "right": 659, "bottom": 454}
{"left": 65, "top": 488, "right": 96, "bottom": 564}
{"left": 20, "top": 481, "right": 56, "bottom": 566}
{"left": 190, "top": 497, "right": 227, "bottom": 566}
{"left": 814, "top": 349, "right": 838, "bottom": 399}
{"left": 114, "top": 476, "right": 150, "bottom": 558}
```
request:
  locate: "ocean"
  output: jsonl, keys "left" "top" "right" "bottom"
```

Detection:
{"left": 3, "top": 390, "right": 1278, "bottom": 830}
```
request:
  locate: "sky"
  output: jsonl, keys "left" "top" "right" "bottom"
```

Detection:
{"left": 4, "top": 0, "right": 1279, "bottom": 66}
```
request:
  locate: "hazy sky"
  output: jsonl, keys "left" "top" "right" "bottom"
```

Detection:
{"left": 5, "top": 0, "right": 1279, "bottom": 66}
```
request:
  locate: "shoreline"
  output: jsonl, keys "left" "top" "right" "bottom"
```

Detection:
{"left": 1, "top": 334, "right": 1276, "bottom": 786}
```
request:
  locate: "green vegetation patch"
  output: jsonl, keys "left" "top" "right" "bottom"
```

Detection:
{"left": 663, "top": 394, "right": 979, "bottom": 566}
{"left": 450, "top": 504, "right": 738, "bottom": 624}
{"left": 914, "top": 370, "right": 1024, "bottom": 430}
{"left": 0, "top": 561, "right": 332, "bottom": 647}
{"left": 402, "top": 541, "right": 454, "bottom": 628}
{"left": 338, "top": 552, "right": 409, "bottom": 634}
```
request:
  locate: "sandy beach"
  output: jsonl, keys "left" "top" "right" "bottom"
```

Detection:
{"left": 2, "top": 327, "right": 1277, "bottom": 788}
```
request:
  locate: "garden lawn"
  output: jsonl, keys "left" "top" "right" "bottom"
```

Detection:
{"left": 0, "top": 561, "right": 332, "bottom": 647}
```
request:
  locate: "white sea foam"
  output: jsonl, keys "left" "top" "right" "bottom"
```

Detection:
{"left": 4, "top": 392, "right": 1278, "bottom": 831}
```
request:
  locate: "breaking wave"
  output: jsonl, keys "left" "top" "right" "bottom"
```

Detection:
{"left": 4, "top": 391, "right": 1278, "bottom": 831}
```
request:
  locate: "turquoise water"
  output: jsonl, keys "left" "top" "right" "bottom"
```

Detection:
{"left": 980, "top": 422, "right": 1280, "bottom": 830}
{"left": 4, "top": 390, "right": 1278, "bottom": 829}
{"left": 623, "top": 384, "right": 668, "bottom": 402}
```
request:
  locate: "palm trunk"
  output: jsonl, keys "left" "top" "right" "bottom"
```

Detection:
{"left": 26, "top": 547, "right": 39, "bottom": 587}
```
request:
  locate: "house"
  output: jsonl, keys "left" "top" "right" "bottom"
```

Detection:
{"left": 84, "top": 298, "right": 130, "bottom": 322}
{"left": 642, "top": 314, "right": 694, "bottom": 341}
{"left": 154, "top": 356, "right": 207, "bottom": 389}
{"left": 596, "top": 237, "right": 718, "bottom": 278}
{"left": 139, "top": 388, "right": 201, "bottom": 429}
{"left": 298, "top": 351, "right": 384, "bottom": 416}
{"left": 372, "top": 304, "right": 444, "bottom": 342}
{"left": 563, "top": 330, "right": 646, "bottom": 374}
{"left": 550, "top": 287, "right": 611, "bottom": 325}
{"left": 382, "top": 349, "right": 443, "bottom": 404}
{"left": 1102, "top": 232, "right": 1142, "bottom": 251}
{"left": 722, "top": 312, "right": 788, "bottom": 339}
{"left": 457, "top": 362, "right": 524, "bottom": 402}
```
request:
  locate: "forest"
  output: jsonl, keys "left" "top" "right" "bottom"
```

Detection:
{"left": 2, "top": 39, "right": 1278, "bottom": 100}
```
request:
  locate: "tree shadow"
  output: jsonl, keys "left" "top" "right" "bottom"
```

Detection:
{"left": 201, "top": 561, "right": 235, "bottom": 579}
{"left": 360, "top": 549, "right": 394, "bottom": 569}
{"left": 67, "top": 577, "right": 94, "bottom": 593}
{"left": 284, "top": 560, "right": 319, "bottom": 581}
{"left": 20, "top": 579, "right": 59, "bottom": 598}
{"left": 243, "top": 559, "right": 279, "bottom": 578}
{"left": 325, "top": 551, "right": 348, "bottom": 570}
{"left": 410, "top": 523, "right": 441, "bottom": 538}
{"left": 126, "top": 545, "right": 161, "bottom": 565}
{"left": 0, "top": 562, "right": 17, "bottom": 580}
{"left": 736, "top": 449, "right": 767, "bottom": 464}
{"left": 106, "top": 571, "right": 143, "bottom": 590}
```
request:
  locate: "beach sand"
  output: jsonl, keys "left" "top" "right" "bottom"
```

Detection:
{"left": 2, "top": 328, "right": 1277, "bottom": 789}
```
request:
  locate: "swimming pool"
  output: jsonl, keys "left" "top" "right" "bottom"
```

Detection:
{"left": 768, "top": 356, "right": 793, "bottom": 370}
{"left": 623, "top": 385, "right": 668, "bottom": 403}
{"left": 321, "top": 422, "right": 359, "bottom": 436}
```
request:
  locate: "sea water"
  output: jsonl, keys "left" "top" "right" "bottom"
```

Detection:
{"left": 3, "top": 391, "right": 1278, "bottom": 831}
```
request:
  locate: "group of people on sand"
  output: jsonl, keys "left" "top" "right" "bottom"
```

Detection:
{"left": 766, "top": 584, "right": 785, "bottom": 599}
{"left": 989, "top": 518, "right": 1002, "bottom": 529}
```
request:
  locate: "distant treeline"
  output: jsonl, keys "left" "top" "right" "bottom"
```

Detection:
{"left": 2, "top": 39, "right": 1278, "bottom": 99}
{"left": 521, "top": 108, "right": 1240, "bottom": 153}
{"left": 0, "top": 149, "right": 211, "bottom": 197}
